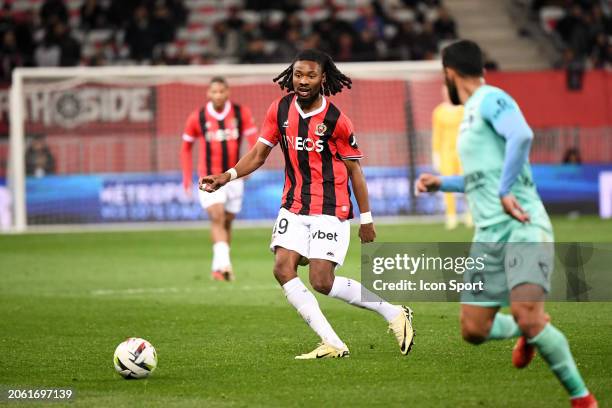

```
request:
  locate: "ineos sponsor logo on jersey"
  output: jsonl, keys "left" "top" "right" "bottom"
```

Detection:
{"left": 284, "top": 135, "right": 325, "bottom": 152}
{"left": 205, "top": 128, "right": 239, "bottom": 142}
{"left": 312, "top": 230, "right": 338, "bottom": 241}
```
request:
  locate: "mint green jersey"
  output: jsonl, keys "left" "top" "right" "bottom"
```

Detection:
{"left": 457, "top": 85, "right": 550, "bottom": 229}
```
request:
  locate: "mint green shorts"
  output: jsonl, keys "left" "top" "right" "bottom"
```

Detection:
{"left": 461, "top": 219, "right": 554, "bottom": 307}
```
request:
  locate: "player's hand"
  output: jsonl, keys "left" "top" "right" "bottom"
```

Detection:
{"left": 501, "top": 194, "right": 530, "bottom": 223}
{"left": 199, "top": 173, "right": 230, "bottom": 193}
{"left": 416, "top": 173, "right": 442, "bottom": 194}
{"left": 359, "top": 223, "right": 376, "bottom": 243}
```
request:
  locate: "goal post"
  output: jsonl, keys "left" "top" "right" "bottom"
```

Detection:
{"left": 9, "top": 70, "right": 26, "bottom": 232}
{"left": 7, "top": 61, "right": 444, "bottom": 232}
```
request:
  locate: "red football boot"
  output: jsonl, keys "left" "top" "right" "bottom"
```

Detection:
{"left": 512, "top": 335, "right": 535, "bottom": 368}
{"left": 571, "top": 393, "right": 598, "bottom": 408}
{"left": 211, "top": 270, "right": 225, "bottom": 281}
{"left": 512, "top": 313, "right": 551, "bottom": 368}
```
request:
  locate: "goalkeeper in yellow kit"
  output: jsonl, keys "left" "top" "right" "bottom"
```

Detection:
{"left": 431, "top": 87, "right": 472, "bottom": 229}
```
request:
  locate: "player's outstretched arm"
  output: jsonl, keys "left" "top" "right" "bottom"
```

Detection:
{"left": 416, "top": 173, "right": 464, "bottom": 194}
{"left": 199, "top": 141, "right": 272, "bottom": 193}
{"left": 344, "top": 159, "right": 376, "bottom": 243}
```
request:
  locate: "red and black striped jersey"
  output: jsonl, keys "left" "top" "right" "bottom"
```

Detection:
{"left": 258, "top": 93, "right": 363, "bottom": 220}
{"left": 181, "top": 100, "right": 257, "bottom": 187}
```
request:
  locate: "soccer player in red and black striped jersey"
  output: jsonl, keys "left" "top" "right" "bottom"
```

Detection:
{"left": 200, "top": 50, "right": 415, "bottom": 359}
{"left": 181, "top": 76, "right": 257, "bottom": 282}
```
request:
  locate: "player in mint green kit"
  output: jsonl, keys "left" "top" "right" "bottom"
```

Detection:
{"left": 417, "top": 40, "right": 597, "bottom": 408}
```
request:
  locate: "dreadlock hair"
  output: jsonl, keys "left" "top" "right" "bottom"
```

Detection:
{"left": 273, "top": 49, "right": 352, "bottom": 96}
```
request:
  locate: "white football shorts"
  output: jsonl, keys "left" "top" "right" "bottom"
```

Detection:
{"left": 198, "top": 179, "right": 244, "bottom": 214}
{"left": 270, "top": 207, "right": 351, "bottom": 266}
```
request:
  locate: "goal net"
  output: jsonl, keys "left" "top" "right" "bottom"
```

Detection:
{"left": 5, "top": 61, "right": 449, "bottom": 232}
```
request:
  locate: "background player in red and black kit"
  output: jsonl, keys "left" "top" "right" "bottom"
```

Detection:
{"left": 200, "top": 50, "right": 415, "bottom": 359}
{"left": 181, "top": 76, "right": 257, "bottom": 281}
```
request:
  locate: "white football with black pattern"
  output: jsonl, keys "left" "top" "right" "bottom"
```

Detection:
{"left": 113, "top": 337, "right": 157, "bottom": 379}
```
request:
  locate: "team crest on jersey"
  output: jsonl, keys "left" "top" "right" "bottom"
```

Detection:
{"left": 460, "top": 106, "right": 476, "bottom": 134}
{"left": 314, "top": 123, "right": 327, "bottom": 136}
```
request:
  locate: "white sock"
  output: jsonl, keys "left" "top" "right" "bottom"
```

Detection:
{"left": 282, "top": 277, "right": 346, "bottom": 349}
{"left": 212, "top": 241, "right": 231, "bottom": 271}
{"left": 329, "top": 276, "right": 402, "bottom": 322}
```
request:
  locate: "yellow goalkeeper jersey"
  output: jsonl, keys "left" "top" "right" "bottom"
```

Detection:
{"left": 432, "top": 102, "right": 464, "bottom": 175}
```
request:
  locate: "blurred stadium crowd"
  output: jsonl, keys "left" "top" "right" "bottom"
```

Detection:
{"left": 0, "top": 0, "right": 457, "bottom": 82}
{"left": 1, "top": 0, "right": 610, "bottom": 82}
{"left": 533, "top": 0, "right": 611, "bottom": 69}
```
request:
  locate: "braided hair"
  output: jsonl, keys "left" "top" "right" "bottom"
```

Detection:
{"left": 273, "top": 49, "right": 352, "bottom": 96}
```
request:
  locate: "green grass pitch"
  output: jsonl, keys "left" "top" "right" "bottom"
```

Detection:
{"left": 1, "top": 216, "right": 611, "bottom": 407}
